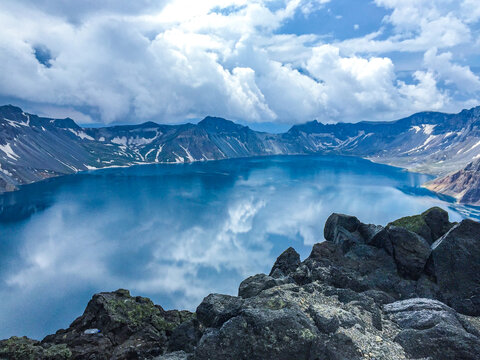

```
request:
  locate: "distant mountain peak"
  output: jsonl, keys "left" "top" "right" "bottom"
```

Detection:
{"left": 51, "top": 117, "right": 81, "bottom": 129}
{"left": 287, "top": 119, "right": 324, "bottom": 134}
{"left": 198, "top": 116, "right": 245, "bottom": 132}
{"left": 0, "top": 104, "right": 23, "bottom": 112}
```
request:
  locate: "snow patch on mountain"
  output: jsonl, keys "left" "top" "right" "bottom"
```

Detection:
{"left": 0, "top": 143, "right": 19, "bottom": 160}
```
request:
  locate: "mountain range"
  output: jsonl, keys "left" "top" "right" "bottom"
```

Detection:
{"left": 1, "top": 104, "right": 480, "bottom": 204}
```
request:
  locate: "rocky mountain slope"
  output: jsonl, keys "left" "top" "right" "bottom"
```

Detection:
{"left": 2, "top": 104, "right": 480, "bottom": 201}
{"left": 0, "top": 105, "right": 287, "bottom": 192}
{"left": 2, "top": 207, "right": 480, "bottom": 360}
{"left": 425, "top": 158, "right": 480, "bottom": 205}
{"left": 284, "top": 106, "right": 480, "bottom": 175}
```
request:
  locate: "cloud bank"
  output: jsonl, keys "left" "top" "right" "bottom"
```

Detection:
{"left": 0, "top": 0, "right": 479, "bottom": 125}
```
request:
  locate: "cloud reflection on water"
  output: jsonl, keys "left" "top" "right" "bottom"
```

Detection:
{"left": 0, "top": 156, "right": 468, "bottom": 338}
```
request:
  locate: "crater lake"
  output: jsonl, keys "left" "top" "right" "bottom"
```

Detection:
{"left": 0, "top": 155, "right": 477, "bottom": 339}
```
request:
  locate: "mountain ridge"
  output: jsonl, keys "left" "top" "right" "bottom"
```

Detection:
{"left": 2, "top": 104, "right": 480, "bottom": 203}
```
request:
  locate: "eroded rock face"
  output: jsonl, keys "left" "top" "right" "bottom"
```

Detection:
{"left": 196, "top": 282, "right": 407, "bottom": 360}
{"left": 269, "top": 247, "right": 301, "bottom": 278}
{"left": 195, "top": 307, "right": 320, "bottom": 360}
{"left": 388, "top": 226, "right": 431, "bottom": 280}
{"left": 324, "top": 213, "right": 364, "bottom": 252}
{"left": 195, "top": 294, "right": 243, "bottom": 328}
{"left": 41, "top": 289, "right": 196, "bottom": 360}
{"left": 426, "top": 158, "right": 480, "bottom": 206}
{"left": 2, "top": 208, "right": 480, "bottom": 360}
{"left": 384, "top": 298, "right": 480, "bottom": 360}
{"left": 430, "top": 219, "right": 480, "bottom": 315}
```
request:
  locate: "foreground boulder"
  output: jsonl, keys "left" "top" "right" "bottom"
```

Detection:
{"left": 324, "top": 213, "right": 364, "bottom": 252}
{"left": 268, "top": 247, "right": 301, "bottom": 278}
{"left": 388, "top": 207, "right": 454, "bottom": 245}
{"left": 2, "top": 207, "right": 479, "bottom": 360}
{"left": 384, "top": 298, "right": 480, "bottom": 360}
{"left": 429, "top": 219, "right": 480, "bottom": 315}
{"left": 196, "top": 282, "right": 407, "bottom": 360}
{"left": 388, "top": 226, "right": 431, "bottom": 280}
{"left": 41, "top": 289, "right": 195, "bottom": 359}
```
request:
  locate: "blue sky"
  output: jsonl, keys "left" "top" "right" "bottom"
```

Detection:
{"left": 0, "top": 0, "right": 479, "bottom": 128}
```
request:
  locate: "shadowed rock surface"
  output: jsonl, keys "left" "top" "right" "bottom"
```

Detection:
{"left": 429, "top": 219, "right": 480, "bottom": 315}
{"left": 1, "top": 207, "right": 479, "bottom": 359}
{"left": 384, "top": 298, "right": 480, "bottom": 359}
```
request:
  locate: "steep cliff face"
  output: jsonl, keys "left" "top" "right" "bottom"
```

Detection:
{"left": 425, "top": 159, "right": 480, "bottom": 205}
{"left": 2, "top": 104, "right": 480, "bottom": 200}
{"left": 2, "top": 208, "right": 480, "bottom": 360}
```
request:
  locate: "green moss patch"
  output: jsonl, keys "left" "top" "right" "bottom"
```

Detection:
{"left": 0, "top": 336, "right": 71, "bottom": 360}
{"left": 389, "top": 214, "right": 428, "bottom": 235}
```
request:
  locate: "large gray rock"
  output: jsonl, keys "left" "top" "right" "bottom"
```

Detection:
{"left": 238, "top": 273, "right": 293, "bottom": 299}
{"left": 422, "top": 207, "right": 455, "bottom": 241}
{"left": 195, "top": 308, "right": 320, "bottom": 360}
{"left": 269, "top": 247, "right": 301, "bottom": 278}
{"left": 430, "top": 219, "right": 480, "bottom": 315}
{"left": 324, "top": 213, "right": 364, "bottom": 252}
{"left": 196, "top": 294, "right": 243, "bottom": 328}
{"left": 324, "top": 213, "right": 361, "bottom": 240}
{"left": 388, "top": 226, "right": 431, "bottom": 280}
{"left": 196, "top": 282, "right": 407, "bottom": 360}
{"left": 41, "top": 289, "right": 195, "bottom": 360}
{"left": 384, "top": 298, "right": 480, "bottom": 360}
{"left": 238, "top": 274, "right": 277, "bottom": 298}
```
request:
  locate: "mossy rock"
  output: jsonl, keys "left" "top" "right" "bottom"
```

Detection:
{"left": 42, "top": 344, "right": 72, "bottom": 359}
{"left": 388, "top": 207, "right": 453, "bottom": 244}
{"left": 389, "top": 215, "right": 431, "bottom": 242}
{"left": 0, "top": 337, "right": 71, "bottom": 360}
{"left": 265, "top": 298, "right": 287, "bottom": 310}
{"left": 105, "top": 295, "right": 159, "bottom": 327}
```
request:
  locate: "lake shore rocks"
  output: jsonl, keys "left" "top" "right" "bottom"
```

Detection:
{"left": 1, "top": 207, "right": 479, "bottom": 360}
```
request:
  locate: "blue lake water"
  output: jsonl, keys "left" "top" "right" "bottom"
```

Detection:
{"left": 0, "top": 155, "right": 478, "bottom": 339}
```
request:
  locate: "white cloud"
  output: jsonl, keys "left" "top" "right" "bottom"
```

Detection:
{"left": 397, "top": 71, "right": 448, "bottom": 111}
{"left": 304, "top": 44, "right": 452, "bottom": 120}
{"left": 340, "top": 0, "right": 476, "bottom": 54}
{"left": 461, "top": 0, "right": 480, "bottom": 23}
{"left": 424, "top": 48, "right": 480, "bottom": 93}
{"left": 298, "top": 0, "right": 331, "bottom": 16}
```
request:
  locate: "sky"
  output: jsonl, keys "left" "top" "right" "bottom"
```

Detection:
{"left": 0, "top": 0, "right": 479, "bottom": 128}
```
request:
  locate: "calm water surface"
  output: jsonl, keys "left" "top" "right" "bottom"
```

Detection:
{"left": 0, "top": 155, "right": 477, "bottom": 339}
